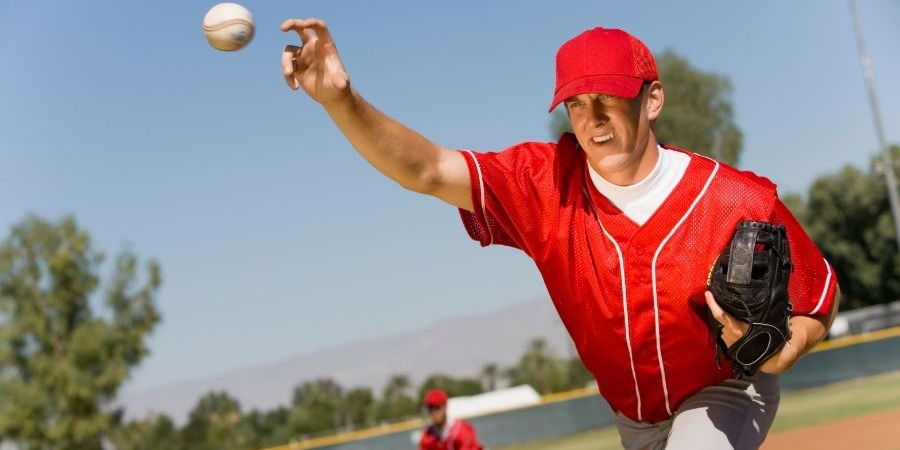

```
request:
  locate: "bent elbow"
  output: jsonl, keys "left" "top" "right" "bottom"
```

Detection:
{"left": 395, "top": 165, "right": 442, "bottom": 195}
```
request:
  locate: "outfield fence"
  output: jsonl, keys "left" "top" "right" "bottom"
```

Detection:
{"left": 258, "top": 325, "right": 900, "bottom": 450}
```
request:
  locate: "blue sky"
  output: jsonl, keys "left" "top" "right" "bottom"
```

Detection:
{"left": 2, "top": 1, "right": 898, "bottom": 396}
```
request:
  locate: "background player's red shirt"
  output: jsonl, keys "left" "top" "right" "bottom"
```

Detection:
{"left": 459, "top": 133, "right": 838, "bottom": 423}
{"left": 419, "top": 420, "right": 482, "bottom": 450}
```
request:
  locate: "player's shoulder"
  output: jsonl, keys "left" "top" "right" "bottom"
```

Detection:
{"left": 717, "top": 162, "right": 778, "bottom": 193}
{"left": 663, "top": 145, "right": 779, "bottom": 213}
{"left": 663, "top": 144, "right": 777, "bottom": 193}
{"left": 477, "top": 132, "right": 582, "bottom": 173}
{"left": 526, "top": 132, "right": 582, "bottom": 166}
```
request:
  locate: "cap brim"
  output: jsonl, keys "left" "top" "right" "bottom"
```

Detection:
{"left": 548, "top": 75, "right": 644, "bottom": 112}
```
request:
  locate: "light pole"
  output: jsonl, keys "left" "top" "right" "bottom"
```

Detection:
{"left": 849, "top": 0, "right": 900, "bottom": 251}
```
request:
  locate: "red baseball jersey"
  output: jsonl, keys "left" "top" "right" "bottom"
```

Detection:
{"left": 458, "top": 133, "right": 838, "bottom": 423}
{"left": 419, "top": 420, "right": 483, "bottom": 450}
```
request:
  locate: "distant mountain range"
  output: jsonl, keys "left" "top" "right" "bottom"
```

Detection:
{"left": 116, "top": 298, "right": 575, "bottom": 424}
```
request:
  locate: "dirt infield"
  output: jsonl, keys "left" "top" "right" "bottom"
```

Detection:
{"left": 762, "top": 407, "right": 900, "bottom": 450}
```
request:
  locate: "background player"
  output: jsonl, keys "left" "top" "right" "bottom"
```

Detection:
{"left": 418, "top": 389, "right": 483, "bottom": 450}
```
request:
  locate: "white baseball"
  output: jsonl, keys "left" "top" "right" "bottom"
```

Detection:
{"left": 202, "top": 3, "right": 255, "bottom": 52}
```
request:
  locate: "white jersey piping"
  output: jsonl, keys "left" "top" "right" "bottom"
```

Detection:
{"left": 809, "top": 258, "right": 833, "bottom": 315}
{"left": 650, "top": 159, "right": 720, "bottom": 416}
{"left": 463, "top": 150, "right": 493, "bottom": 246}
{"left": 582, "top": 185, "right": 643, "bottom": 421}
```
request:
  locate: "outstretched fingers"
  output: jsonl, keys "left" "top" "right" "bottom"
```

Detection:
{"left": 280, "top": 18, "right": 320, "bottom": 37}
{"left": 280, "top": 18, "right": 327, "bottom": 48}
{"left": 280, "top": 19, "right": 321, "bottom": 90}
{"left": 279, "top": 17, "right": 350, "bottom": 99}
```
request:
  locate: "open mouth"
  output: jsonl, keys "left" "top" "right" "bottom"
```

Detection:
{"left": 592, "top": 133, "right": 614, "bottom": 144}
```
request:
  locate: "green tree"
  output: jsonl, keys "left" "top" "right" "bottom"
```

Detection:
{"left": 376, "top": 374, "right": 418, "bottom": 423}
{"left": 781, "top": 193, "right": 809, "bottom": 223}
{"left": 505, "top": 338, "right": 565, "bottom": 395}
{"left": 0, "top": 215, "right": 161, "bottom": 450}
{"left": 561, "top": 356, "right": 594, "bottom": 391}
{"left": 801, "top": 145, "right": 900, "bottom": 308}
{"left": 340, "top": 387, "right": 376, "bottom": 430}
{"left": 653, "top": 51, "right": 742, "bottom": 165}
{"left": 287, "top": 378, "right": 343, "bottom": 436}
{"left": 419, "top": 373, "right": 455, "bottom": 396}
{"left": 549, "top": 50, "right": 743, "bottom": 166}
{"left": 108, "top": 414, "right": 178, "bottom": 450}
{"left": 179, "top": 391, "right": 245, "bottom": 450}
{"left": 453, "top": 378, "right": 485, "bottom": 397}
{"left": 240, "top": 407, "right": 290, "bottom": 450}
{"left": 418, "top": 373, "right": 484, "bottom": 400}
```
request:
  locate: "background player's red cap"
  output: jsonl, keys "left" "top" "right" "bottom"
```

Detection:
{"left": 423, "top": 389, "right": 448, "bottom": 407}
{"left": 549, "top": 27, "right": 658, "bottom": 112}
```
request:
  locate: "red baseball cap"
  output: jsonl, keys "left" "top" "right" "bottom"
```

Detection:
{"left": 549, "top": 27, "right": 658, "bottom": 112}
{"left": 423, "top": 389, "right": 448, "bottom": 407}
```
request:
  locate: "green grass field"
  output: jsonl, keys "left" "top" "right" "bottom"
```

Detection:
{"left": 495, "top": 369, "right": 900, "bottom": 450}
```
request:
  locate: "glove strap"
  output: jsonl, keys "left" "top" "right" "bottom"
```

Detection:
{"left": 725, "top": 321, "right": 790, "bottom": 378}
{"left": 726, "top": 223, "right": 759, "bottom": 286}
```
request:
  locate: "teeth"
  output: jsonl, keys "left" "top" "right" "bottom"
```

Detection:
{"left": 592, "top": 133, "right": 614, "bottom": 144}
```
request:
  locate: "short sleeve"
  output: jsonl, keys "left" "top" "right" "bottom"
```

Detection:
{"left": 771, "top": 199, "right": 838, "bottom": 316}
{"left": 456, "top": 139, "right": 571, "bottom": 255}
{"left": 458, "top": 149, "right": 519, "bottom": 248}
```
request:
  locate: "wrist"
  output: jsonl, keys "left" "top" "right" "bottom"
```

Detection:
{"left": 319, "top": 79, "right": 355, "bottom": 109}
{"left": 760, "top": 319, "right": 813, "bottom": 374}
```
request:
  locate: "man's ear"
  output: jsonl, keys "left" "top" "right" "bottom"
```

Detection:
{"left": 646, "top": 81, "right": 664, "bottom": 121}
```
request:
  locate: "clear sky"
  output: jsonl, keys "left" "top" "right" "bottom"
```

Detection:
{"left": 2, "top": 1, "right": 898, "bottom": 395}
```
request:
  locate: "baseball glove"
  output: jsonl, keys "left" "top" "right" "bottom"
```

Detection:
{"left": 707, "top": 220, "right": 793, "bottom": 378}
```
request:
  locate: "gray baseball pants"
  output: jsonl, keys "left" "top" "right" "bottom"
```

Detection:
{"left": 612, "top": 373, "right": 780, "bottom": 450}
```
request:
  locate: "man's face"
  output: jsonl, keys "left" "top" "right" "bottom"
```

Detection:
{"left": 564, "top": 82, "right": 661, "bottom": 184}
{"left": 427, "top": 403, "right": 447, "bottom": 426}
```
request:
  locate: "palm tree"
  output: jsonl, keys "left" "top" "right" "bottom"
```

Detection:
{"left": 341, "top": 388, "right": 375, "bottom": 430}
{"left": 288, "top": 378, "right": 344, "bottom": 435}
{"left": 377, "top": 374, "right": 418, "bottom": 422}
{"left": 508, "top": 338, "right": 563, "bottom": 395}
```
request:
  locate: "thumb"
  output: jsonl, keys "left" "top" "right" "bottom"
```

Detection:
{"left": 705, "top": 291, "right": 728, "bottom": 326}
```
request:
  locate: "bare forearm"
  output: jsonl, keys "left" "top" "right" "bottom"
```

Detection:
{"left": 762, "top": 316, "right": 827, "bottom": 373}
{"left": 322, "top": 89, "right": 446, "bottom": 194}
{"left": 762, "top": 287, "right": 841, "bottom": 374}
{"left": 280, "top": 19, "right": 471, "bottom": 209}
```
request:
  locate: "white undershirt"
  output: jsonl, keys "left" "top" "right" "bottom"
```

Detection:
{"left": 588, "top": 146, "right": 690, "bottom": 226}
